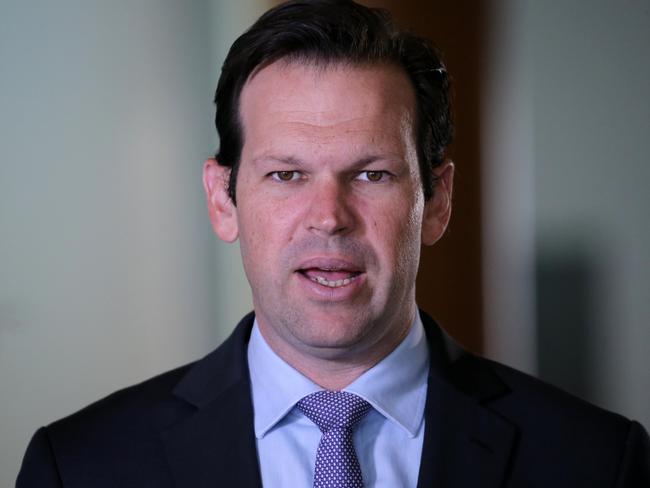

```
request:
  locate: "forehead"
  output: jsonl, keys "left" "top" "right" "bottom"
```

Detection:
{"left": 238, "top": 61, "right": 417, "bottom": 157}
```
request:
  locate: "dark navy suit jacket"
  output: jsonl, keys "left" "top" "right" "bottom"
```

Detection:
{"left": 17, "top": 311, "right": 650, "bottom": 487}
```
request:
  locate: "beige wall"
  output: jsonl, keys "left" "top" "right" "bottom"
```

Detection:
{"left": 0, "top": 1, "right": 264, "bottom": 484}
{"left": 483, "top": 0, "right": 650, "bottom": 427}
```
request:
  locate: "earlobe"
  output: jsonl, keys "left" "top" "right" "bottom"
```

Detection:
{"left": 421, "top": 161, "right": 454, "bottom": 246}
{"left": 203, "top": 159, "right": 239, "bottom": 242}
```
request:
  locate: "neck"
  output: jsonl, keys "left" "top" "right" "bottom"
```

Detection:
{"left": 287, "top": 354, "right": 381, "bottom": 391}
{"left": 256, "top": 310, "right": 414, "bottom": 390}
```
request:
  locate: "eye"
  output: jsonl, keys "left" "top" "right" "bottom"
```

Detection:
{"left": 270, "top": 170, "right": 300, "bottom": 182}
{"left": 357, "top": 170, "right": 388, "bottom": 182}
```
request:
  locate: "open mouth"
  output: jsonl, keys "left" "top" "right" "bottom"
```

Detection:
{"left": 298, "top": 268, "right": 363, "bottom": 288}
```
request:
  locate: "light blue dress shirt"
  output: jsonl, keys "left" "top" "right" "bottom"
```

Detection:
{"left": 247, "top": 314, "right": 430, "bottom": 488}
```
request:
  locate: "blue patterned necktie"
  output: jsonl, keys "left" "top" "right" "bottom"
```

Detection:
{"left": 297, "top": 390, "right": 372, "bottom": 488}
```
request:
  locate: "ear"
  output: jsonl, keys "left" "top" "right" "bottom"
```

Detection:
{"left": 421, "top": 160, "right": 454, "bottom": 246}
{"left": 203, "top": 159, "right": 239, "bottom": 242}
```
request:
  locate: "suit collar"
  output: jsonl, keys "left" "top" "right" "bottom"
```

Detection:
{"left": 172, "top": 312, "right": 255, "bottom": 408}
{"left": 417, "top": 311, "right": 517, "bottom": 488}
{"left": 161, "top": 310, "right": 516, "bottom": 488}
{"left": 161, "top": 312, "right": 263, "bottom": 488}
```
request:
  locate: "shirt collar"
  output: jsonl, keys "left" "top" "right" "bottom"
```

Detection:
{"left": 248, "top": 322, "right": 321, "bottom": 438}
{"left": 345, "top": 313, "right": 429, "bottom": 437}
{"left": 247, "top": 313, "right": 429, "bottom": 439}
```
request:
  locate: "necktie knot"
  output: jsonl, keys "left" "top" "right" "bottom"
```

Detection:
{"left": 297, "top": 390, "right": 371, "bottom": 432}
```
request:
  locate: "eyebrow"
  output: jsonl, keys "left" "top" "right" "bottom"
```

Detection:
{"left": 251, "top": 155, "right": 302, "bottom": 166}
{"left": 251, "top": 154, "right": 395, "bottom": 168}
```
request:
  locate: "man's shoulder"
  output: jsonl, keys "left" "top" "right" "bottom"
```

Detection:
{"left": 426, "top": 313, "right": 639, "bottom": 435}
{"left": 17, "top": 363, "right": 198, "bottom": 487}
{"left": 423, "top": 313, "right": 648, "bottom": 481}
{"left": 18, "top": 316, "right": 257, "bottom": 486}
{"left": 45, "top": 362, "right": 195, "bottom": 449}
{"left": 468, "top": 351, "right": 644, "bottom": 455}
{"left": 480, "top": 355, "right": 631, "bottom": 428}
{"left": 483, "top": 356, "right": 649, "bottom": 482}
{"left": 447, "top": 341, "right": 638, "bottom": 436}
{"left": 417, "top": 307, "right": 647, "bottom": 483}
{"left": 46, "top": 312, "right": 256, "bottom": 439}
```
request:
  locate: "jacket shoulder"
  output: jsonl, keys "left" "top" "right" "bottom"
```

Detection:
{"left": 18, "top": 363, "right": 196, "bottom": 487}
{"left": 423, "top": 306, "right": 649, "bottom": 486}
{"left": 464, "top": 354, "right": 649, "bottom": 485}
{"left": 49, "top": 362, "right": 194, "bottom": 437}
{"left": 18, "top": 314, "right": 257, "bottom": 487}
{"left": 479, "top": 356, "right": 631, "bottom": 429}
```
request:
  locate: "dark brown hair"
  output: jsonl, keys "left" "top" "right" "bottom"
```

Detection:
{"left": 214, "top": 0, "right": 453, "bottom": 203}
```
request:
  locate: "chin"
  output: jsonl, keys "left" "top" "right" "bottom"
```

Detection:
{"left": 290, "top": 315, "right": 377, "bottom": 350}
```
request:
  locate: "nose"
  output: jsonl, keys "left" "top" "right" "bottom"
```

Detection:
{"left": 305, "top": 177, "right": 356, "bottom": 236}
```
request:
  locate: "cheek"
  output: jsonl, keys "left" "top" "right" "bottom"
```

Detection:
{"left": 377, "top": 187, "right": 423, "bottom": 234}
{"left": 374, "top": 196, "right": 423, "bottom": 269}
{"left": 235, "top": 200, "right": 268, "bottom": 267}
{"left": 238, "top": 195, "right": 296, "bottom": 250}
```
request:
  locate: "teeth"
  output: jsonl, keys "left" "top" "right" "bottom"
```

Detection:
{"left": 310, "top": 275, "right": 358, "bottom": 288}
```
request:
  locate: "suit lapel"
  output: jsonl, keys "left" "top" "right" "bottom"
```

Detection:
{"left": 159, "top": 310, "right": 516, "bottom": 488}
{"left": 161, "top": 313, "right": 262, "bottom": 488}
{"left": 417, "top": 313, "right": 517, "bottom": 488}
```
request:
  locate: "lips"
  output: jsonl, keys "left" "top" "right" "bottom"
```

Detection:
{"left": 296, "top": 258, "right": 364, "bottom": 289}
{"left": 301, "top": 268, "right": 361, "bottom": 288}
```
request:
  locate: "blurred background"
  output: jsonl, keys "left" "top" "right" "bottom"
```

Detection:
{"left": 1, "top": 0, "right": 648, "bottom": 484}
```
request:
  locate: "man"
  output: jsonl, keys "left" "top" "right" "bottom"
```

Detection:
{"left": 17, "top": 1, "right": 649, "bottom": 487}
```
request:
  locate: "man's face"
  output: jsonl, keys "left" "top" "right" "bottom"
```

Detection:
{"left": 205, "top": 61, "right": 452, "bottom": 366}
